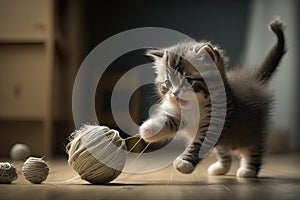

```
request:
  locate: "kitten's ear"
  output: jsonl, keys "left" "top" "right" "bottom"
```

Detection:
{"left": 198, "top": 44, "right": 219, "bottom": 64}
{"left": 145, "top": 48, "right": 164, "bottom": 60}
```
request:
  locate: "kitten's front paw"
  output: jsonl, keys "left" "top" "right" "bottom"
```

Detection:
{"left": 236, "top": 168, "right": 257, "bottom": 178}
{"left": 139, "top": 119, "right": 164, "bottom": 142}
{"left": 140, "top": 121, "right": 155, "bottom": 138}
{"left": 207, "top": 162, "right": 230, "bottom": 176}
{"left": 173, "top": 157, "right": 195, "bottom": 174}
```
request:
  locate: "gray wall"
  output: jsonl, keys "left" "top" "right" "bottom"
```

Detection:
{"left": 243, "top": 0, "right": 300, "bottom": 148}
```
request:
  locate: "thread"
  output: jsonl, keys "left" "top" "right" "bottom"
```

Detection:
{"left": 22, "top": 157, "right": 49, "bottom": 184}
{"left": 0, "top": 162, "right": 18, "bottom": 184}
{"left": 66, "top": 124, "right": 127, "bottom": 184}
{"left": 10, "top": 143, "right": 31, "bottom": 161}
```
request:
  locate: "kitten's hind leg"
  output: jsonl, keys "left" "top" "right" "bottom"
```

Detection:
{"left": 207, "top": 145, "right": 232, "bottom": 176}
{"left": 236, "top": 145, "right": 264, "bottom": 178}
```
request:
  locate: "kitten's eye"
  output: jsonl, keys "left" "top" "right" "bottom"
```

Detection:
{"left": 164, "top": 80, "right": 172, "bottom": 89}
{"left": 183, "top": 78, "right": 193, "bottom": 86}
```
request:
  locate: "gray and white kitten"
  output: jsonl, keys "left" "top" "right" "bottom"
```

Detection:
{"left": 139, "top": 18, "right": 286, "bottom": 178}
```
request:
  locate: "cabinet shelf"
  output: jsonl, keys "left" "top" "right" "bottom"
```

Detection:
{"left": 0, "top": 37, "right": 47, "bottom": 45}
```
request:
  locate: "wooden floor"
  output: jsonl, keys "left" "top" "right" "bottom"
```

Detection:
{"left": 1, "top": 153, "right": 300, "bottom": 200}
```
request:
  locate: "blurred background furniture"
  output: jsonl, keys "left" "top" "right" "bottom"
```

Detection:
{"left": 0, "top": 0, "right": 85, "bottom": 157}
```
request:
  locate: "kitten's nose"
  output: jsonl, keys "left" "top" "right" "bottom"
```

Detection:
{"left": 173, "top": 89, "right": 180, "bottom": 96}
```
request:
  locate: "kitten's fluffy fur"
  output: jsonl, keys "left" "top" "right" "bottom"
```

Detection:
{"left": 139, "top": 18, "right": 286, "bottom": 177}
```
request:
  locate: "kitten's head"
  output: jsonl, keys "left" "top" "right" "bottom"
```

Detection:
{"left": 147, "top": 41, "right": 227, "bottom": 109}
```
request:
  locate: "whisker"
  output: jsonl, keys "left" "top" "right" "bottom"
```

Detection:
{"left": 146, "top": 94, "right": 160, "bottom": 100}
{"left": 146, "top": 96, "right": 161, "bottom": 106}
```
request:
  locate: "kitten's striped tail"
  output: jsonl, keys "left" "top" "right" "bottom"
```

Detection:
{"left": 257, "top": 17, "right": 286, "bottom": 83}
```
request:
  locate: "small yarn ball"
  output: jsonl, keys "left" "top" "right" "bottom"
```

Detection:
{"left": 0, "top": 162, "right": 18, "bottom": 184}
{"left": 67, "top": 125, "right": 127, "bottom": 184}
{"left": 10, "top": 143, "right": 31, "bottom": 161}
{"left": 22, "top": 157, "right": 49, "bottom": 184}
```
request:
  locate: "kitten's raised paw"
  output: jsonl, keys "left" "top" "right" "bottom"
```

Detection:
{"left": 236, "top": 168, "right": 257, "bottom": 178}
{"left": 173, "top": 157, "right": 195, "bottom": 174}
{"left": 207, "top": 162, "right": 230, "bottom": 176}
{"left": 139, "top": 119, "right": 163, "bottom": 142}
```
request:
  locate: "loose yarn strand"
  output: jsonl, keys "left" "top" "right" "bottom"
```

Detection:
{"left": 126, "top": 143, "right": 150, "bottom": 169}
{"left": 126, "top": 137, "right": 143, "bottom": 154}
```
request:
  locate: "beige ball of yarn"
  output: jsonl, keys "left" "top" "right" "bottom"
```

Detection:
{"left": 0, "top": 162, "right": 18, "bottom": 184}
{"left": 22, "top": 157, "right": 49, "bottom": 184}
{"left": 67, "top": 125, "right": 127, "bottom": 184}
{"left": 10, "top": 143, "right": 31, "bottom": 161}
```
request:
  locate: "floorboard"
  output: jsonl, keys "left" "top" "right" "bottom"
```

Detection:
{"left": 1, "top": 153, "right": 299, "bottom": 200}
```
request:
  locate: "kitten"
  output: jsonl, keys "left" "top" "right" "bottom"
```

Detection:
{"left": 139, "top": 17, "right": 286, "bottom": 178}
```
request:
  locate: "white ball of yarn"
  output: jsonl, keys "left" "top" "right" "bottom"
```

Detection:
{"left": 0, "top": 162, "right": 18, "bottom": 184}
{"left": 10, "top": 143, "right": 31, "bottom": 161}
{"left": 67, "top": 125, "right": 127, "bottom": 184}
{"left": 22, "top": 157, "right": 49, "bottom": 184}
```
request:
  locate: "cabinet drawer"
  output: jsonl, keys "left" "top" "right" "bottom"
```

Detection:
{"left": 0, "top": 0, "right": 51, "bottom": 41}
{"left": 0, "top": 44, "right": 48, "bottom": 119}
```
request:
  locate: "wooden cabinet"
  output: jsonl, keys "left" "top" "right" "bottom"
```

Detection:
{"left": 0, "top": 0, "right": 51, "bottom": 42}
{"left": 0, "top": 0, "right": 55, "bottom": 157}
{"left": 0, "top": 44, "right": 48, "bottom": 119}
